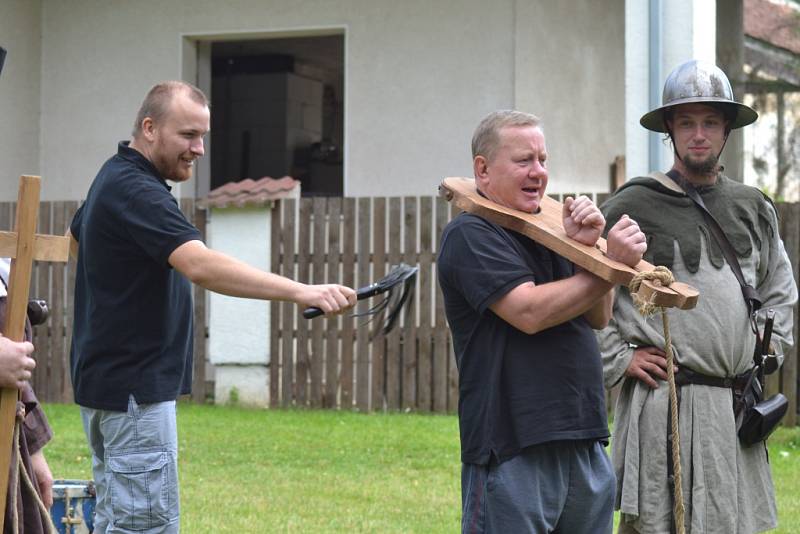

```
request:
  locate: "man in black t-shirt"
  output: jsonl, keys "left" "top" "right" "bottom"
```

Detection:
{"left": 438, "top": 110, "right": 647, "bottom": 533}
{"left": 68, "top": 81, "right": 356, "bottom": 533}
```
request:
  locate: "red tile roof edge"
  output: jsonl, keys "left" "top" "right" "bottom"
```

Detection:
{"left": 199, "top": 176, "right": 300, "bottom": 209}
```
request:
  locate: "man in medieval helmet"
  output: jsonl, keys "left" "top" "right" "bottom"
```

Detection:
{"left": 599, "top": 60, "right": 797, "bottom": 532}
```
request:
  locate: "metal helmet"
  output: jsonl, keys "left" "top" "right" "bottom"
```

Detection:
{"left": 640, "top": 59, "right": 758, "bottom": 133}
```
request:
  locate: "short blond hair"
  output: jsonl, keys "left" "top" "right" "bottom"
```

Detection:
{"left": 132, "top": 81, "right": 208, "bottom": 138}
{"left": 471, "top": 110, "right": 541, "bottom": 162}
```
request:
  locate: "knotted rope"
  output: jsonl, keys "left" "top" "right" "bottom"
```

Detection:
{"left": 10, "top": 412, "right": 57, "bottom": 534}
{"left": 629, "top": 266, "right": 686, "bottom": 534}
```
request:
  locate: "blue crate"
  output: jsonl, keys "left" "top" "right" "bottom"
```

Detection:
{"left": 50, "top": 479, "right": 95, "bottom": 534}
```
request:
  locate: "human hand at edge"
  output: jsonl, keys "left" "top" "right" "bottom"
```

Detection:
{"left": 0, "top": 335, "right": 35, "bottom": 389}
{"left": 30, "top": 450, "right": 53, "bottom": 509}
{"left": 625, "top": 346, "right": 677, "bottom": 389}
{"left": 299, "top": 284, "right": 357, "bottom": 316}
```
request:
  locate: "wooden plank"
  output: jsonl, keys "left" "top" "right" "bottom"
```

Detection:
{"left": 50, "top": 201, "right": 68, "bottom": 403}
{"left": 270, "top": 203, "right": 281, "bottom": 407}
{"left": 385, "top": 197, "right": 402, "bottom": 410}
{"left": 63, "top": 201, "right": 79, "bottom": 403}
{"left": 432, "top": 196, "right": 449, "bottom": 413}
{"left": 340, "top": 198, "right": 356, "bottom": 408}
{"left": 0, "top": 176, "right": 42, "bottom": 529}
{"left": 0, "top": 231, "right": 71, "bottom": 262}
{"left": 370, "top": 198, "right": 387, "bottom": 411}
{"left": 0, "top": 204, "right": 10, "bottom": 231}
{"left": 448, "top": 341, "right": 459, "bottom": 413}
{"left": 35, "top": 202, "right": 53, "bottom": 400}
{"left": 295, "top": 199, "right": 313, "bottom": 406}
{"left": 310, "top": 198, "right": 327, "bottom": 408}
{"left": 440, "top": 177, "right": 698, "bottom": 309}
{"left": 779, "top": 203, "right": 798, "bottom": 426}
{"left": 280, "top": 199, "right": 297, "bottom": 407}
{"left": 189, "top": 201, "right": 207, "bottom": 404}
{"left": 324, "top": 199, "right": 342, "bottom": 408}
{"left": 356, "top": 197, "right": 371, "bottom": 411}
{"left": 611, "top": 155, "right": 626, "bottom": 192}
{"left": 417, "top": 196, "right": 433, "bottom": 412}
{"left": 402, "top": 197, "right": 418, "bottom": 410}
{"left": 444, "top": 201, "right": 459, "bottom": 412}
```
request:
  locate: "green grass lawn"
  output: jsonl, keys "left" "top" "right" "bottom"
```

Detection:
{"left": 43, "top": 403, "right": 800, "bottom": 533}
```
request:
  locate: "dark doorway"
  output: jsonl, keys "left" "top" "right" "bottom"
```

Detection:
{"left": 210, "top": 34, "right": 344, "bottom": 197}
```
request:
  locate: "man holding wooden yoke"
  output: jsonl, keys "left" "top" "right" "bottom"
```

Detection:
{"left": 438, "top": 110, "right": 647, "bottom": 533}
{"left": 68, "top": 81, "right": 356, "bottom": 533}
{"left": 599, "top": 60, "right": 797, "bottom": 533}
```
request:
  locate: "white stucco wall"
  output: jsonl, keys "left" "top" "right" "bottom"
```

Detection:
{"left": 514, "top": 0, "right": 625, "bottom": 194}
{"left": 207, "top": 205, "right": 271, "bottom": 406}
{"left": 0, "top": 0, "right": 42, "bottom": 200}
{"left": 0, "top": 0, "right": 626, "bottom": 201}
{"left": 207, "top": 206, "right": 271, "bottom": 366}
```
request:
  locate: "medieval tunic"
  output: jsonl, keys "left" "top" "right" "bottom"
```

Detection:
{"left": 599, "top": 174, "right": 797, "bottom": 533}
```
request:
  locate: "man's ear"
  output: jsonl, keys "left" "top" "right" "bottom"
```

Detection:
{"left": 141, "top": 117, "right": 156, "bottom": 141}
{"left": 473, "top": 155, "right": 489, "bottom": 183}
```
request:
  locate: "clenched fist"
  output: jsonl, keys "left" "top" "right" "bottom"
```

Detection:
{"left": 563, "top": 195, "right": 605, "bottom": 246}
{"left": 606, "top": 215, "right": 647, "bottom": 267}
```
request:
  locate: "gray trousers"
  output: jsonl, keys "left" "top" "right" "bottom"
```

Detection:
{"left": 462, "top": 440, "right": 615, "bottom": 534}
{"left": 81, "top": 395, "right": 180, "bottom": 534}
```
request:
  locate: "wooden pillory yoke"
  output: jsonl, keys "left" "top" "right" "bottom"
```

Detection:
{"left": 440, "top": 177, "right": 699, "bottom": 533}
{"left": 0, "top": 176, "right": 71, "bottom": 532}
{"left": 439, "top": 177, "right": 698, "bottom": 309}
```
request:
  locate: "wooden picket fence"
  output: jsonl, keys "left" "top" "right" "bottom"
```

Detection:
{"left": 3, "top": 196, "right": 799, "bottom": 425}
{"left": 268, "top": 196, "right": 457, "bottom": 412}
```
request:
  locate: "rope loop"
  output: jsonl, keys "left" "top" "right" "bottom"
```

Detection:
{"left": 629, "top": 266, "right": 676, "bottom": 316}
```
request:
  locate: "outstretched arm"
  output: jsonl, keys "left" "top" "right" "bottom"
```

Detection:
{"left": 169, "top": 240, "right": 356, "bottom": 316}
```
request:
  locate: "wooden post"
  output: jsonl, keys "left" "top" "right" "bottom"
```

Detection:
{"left": 0, "top": 176, "right": 70, "bottom": 531}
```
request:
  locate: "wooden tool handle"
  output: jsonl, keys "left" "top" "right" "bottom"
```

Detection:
{"left": 439, "top": 177, "right": 698, "bottom": 310}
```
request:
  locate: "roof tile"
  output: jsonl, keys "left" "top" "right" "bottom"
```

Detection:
{"left": 200, "top": 176, "right": 300, "bottom": 209}
{"left": 745, "top": 0, "right": 800, "bottom": 55}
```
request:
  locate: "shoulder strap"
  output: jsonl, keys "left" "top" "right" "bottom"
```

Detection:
{"left": 646, "top": 171, "right": 685, "bottom": 194}
{"left": 665, "top": 170, "right": 762, "bottom": 315}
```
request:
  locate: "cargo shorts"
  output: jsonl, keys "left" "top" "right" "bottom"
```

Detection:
{"left": 80, "top": 395, "right": 179, "bottom": 534}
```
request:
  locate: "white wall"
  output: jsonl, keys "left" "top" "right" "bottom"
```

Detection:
{"left": 0, "top": 0, "right": 42, "bottom": 200}
{"left": 515, "top": 0, "right": 625, "bottom": 194}
{"left": 0, "top": 0, "right": 626, "bottom": 201}
{"left": 207, "top": 205, "right": 271, "bottom": 406}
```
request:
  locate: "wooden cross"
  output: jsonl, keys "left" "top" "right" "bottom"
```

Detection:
{"left": 439, "top": 177, "right": 699, "bottom": 309}
{"left": 0, "top": 175, "right": 70, "bottom": 530}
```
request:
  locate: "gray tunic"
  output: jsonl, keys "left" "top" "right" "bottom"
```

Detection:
{"left": 599, "top": 174, "right": 797, "bottom": 533}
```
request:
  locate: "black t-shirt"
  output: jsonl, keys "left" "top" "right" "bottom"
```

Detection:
{"left": 70, "top": 142, "right": 202, "bottom": 411}
{"left": 438, "top": 212, "right": 609, "bottom": 465}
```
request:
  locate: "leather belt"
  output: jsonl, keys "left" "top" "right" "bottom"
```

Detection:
{"left": 674, "top": 367, "right": 748, "bottom": 392}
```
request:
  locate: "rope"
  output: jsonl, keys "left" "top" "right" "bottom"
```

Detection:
{"left": 10, "top": 414, "right": 58, "bottom": 534}
{"left": 629, "top": 267, "right": 686, "bottom": 534}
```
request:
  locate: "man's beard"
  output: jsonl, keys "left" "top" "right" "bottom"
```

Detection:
{"left": 684, "top": 152, "right": 719, "bottom": 175}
